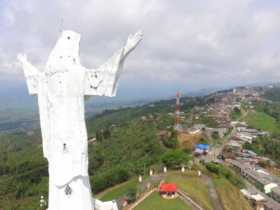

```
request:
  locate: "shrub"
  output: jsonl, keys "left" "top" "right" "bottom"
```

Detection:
{"left": 91, "top": 167, "right": 130, "bottom": 193}
{"left": 161, "top": 150, "right": 191, "bottom": 169}
{"left": 126, "top": 187, "right": 137, "bottom": 203}
{"left": 206, "top": 162, "right": 244, "bottom": 188}
{"left": 211, "top": 131, "right": 219, "bottom": 139}
{"left": 162, "top": 137, "right": 177, "bottom": 148}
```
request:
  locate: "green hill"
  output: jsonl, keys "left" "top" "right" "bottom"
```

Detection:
{"left": 0, "top": 96, "right": 201, "bottom": 210}
{"left": 95, "top": 171, "right": 252, "bottom": 210}
{"left": 0, "top": 91, "right": 256, "bottom": 210}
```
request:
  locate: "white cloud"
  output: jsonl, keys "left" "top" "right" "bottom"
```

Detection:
{"left": 0, "top": 0, "right": 280, "bottom": 90}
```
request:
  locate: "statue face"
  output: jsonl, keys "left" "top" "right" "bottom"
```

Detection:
{"left": 46, "top": 30, "right": 81, "bottom": 71}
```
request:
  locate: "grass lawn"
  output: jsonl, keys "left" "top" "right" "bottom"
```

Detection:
{"left": 166, "top": 171, "right": 213, "bottom": 210}
{"left": 214, "top": 178, "right": 253, "bottom": 210}
{"left": 134, "top": 192, "right": 192, "bottom": 210}
{"left": 245, "top": 111, "right": 280, "bottom": 134}
{"left": 0, "top": 195, "right": 39, "bottom": 210}
{"left": 97, "top": 178, "right": 138, "bottom": 201}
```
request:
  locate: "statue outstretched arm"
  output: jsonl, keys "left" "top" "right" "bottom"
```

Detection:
{"left": 84, "top": 31, "right": 143, "bottom": 96}
{"left": 17, "top": 54, "right": 40, "bottom": 95}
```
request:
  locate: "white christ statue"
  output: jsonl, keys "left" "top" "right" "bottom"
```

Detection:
{"left": 17, "top": 30, "right": 143, "bottom": 210}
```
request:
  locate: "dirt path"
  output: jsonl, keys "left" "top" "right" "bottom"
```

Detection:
{"left": 177, "top": 189, "right": 205, "bottom": 210}
{"left": 127, "top": 188, "right": 156, "bottom": 210}
{"left": 202, "top": 175, "right": 223, "bottom": 210}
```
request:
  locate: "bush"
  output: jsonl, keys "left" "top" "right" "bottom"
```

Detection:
{"left": 206, "top": 162, "right": 244, "bottom": 188}
{"left": 161, "top": 150, "right": 191, "bottom": 169}
{"left": 126, "top": 187, "right": 137, "bottom": 203}
{"left": 230, "top": 107, "right": 241, "bottom": 120}
{"left": 162, "top": 137, "right": 177, "bottom": 148}
{"left": 205, "top": 162, "right": 220, "bottom": 174}
{"left": 211, "top": 131, "right": 219, "bottom": 139}
{"left": 91, "top": 166, "right": 130, "bottom": 193}
{"left": 162, "top": 130, "right": 178, "bottom": 149}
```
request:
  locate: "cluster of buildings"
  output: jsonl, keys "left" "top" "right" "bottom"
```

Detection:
{"left": 222, "top": 119, "right": 280, "bottom": 209}
{"left": 223, "top": 121, "right": 269, "bottom": 159}
{"left": 228, "top": 159, "right": 280, "bottom": 210}
{"left": 201, "top": 87, "right": 280, "bottom": 209}
{"left": 204, "top": 87, "right": 264, "bottom": 127}
{"left": 207, "top": 93, "right": 235, "bottom": 128}
{"left": 147, "top": 87, "right": 279, "bottom": 209}
{"left": 232, "top": 122, "right": 268, "bottom": 143}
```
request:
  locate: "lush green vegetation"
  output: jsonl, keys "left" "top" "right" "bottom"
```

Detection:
{"left": 245, "top": 111, "right": 280, "bottom": 134}
{"left": 198, "top": 115, "right": 218, "bottom": 128}
{"left": 134, "top": 192, "right": 191, "bottom": 210}
{"left": 161, "top": 130, "right": 178, "bottom": 149}
{"left": 255, "top": 101, "right": 280, "bottom": 128}
{"left": 244, "top": 136, "right": 280, "bottom": 164}
{"left": 89, "top": 119, "right": 163, "bottom": 193}
{"left": 166, "top": 171, "right": 213, "bottom": 210}
{"left": 230, "top": 107, "right": 241, "bottom": 120}
{"left": 97, "top": 178, "right": 138, "bottom": 201}
{"left": 263, "top": 87, "right": 280, "bottom": 102}
{"left": 0, "top": 132, "right": 48, "bottom": 210}
{"left": 243, "top": 99, "right": 280, "bottom": 164}
{"left": 205, "top": 162, "right": 244, "bottom": 188}
{"left": 0, "top": 96, "right": 189, "bottom": 209}
{"left": 0, "top": 89, "right": 259, "bottom": 210}
{"left": 213, "top": 178, "right": 253, "bottom": 210}
{"left": 161, "top": 150, "right": 191, "bottom": 169}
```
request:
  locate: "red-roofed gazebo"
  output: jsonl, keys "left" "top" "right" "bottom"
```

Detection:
{"left": 160, "top": 183, "right": 177, "bottom": 193}
{"left": 159, "top": 183, "right": 178, "bottom": 199}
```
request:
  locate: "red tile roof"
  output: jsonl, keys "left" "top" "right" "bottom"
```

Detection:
{"left": 159, "top": 183, "right": 177, "bottom": 193}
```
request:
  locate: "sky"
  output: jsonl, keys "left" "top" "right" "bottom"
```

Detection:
{"left": 0, "top": 0, "right": 280, "bottom": 101}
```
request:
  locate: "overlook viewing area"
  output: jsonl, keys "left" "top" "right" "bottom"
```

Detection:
{"left": 95, "top": 169, "right": 252, "bottom": 210}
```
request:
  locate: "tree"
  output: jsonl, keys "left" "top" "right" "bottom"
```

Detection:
{"left": 211, "top": 131, "right": 219, "bottom": 139}
{"left": 95, "top": 130, "right": 104, "bottom": 142}
{"left": 161, "top": 150, "right": 191, "bottom": 169}
{"left": 162, "top": 136, "right": 178, "bottom": 149}
{"left": 231, "top": 107, "right": 241, "bottom": 120}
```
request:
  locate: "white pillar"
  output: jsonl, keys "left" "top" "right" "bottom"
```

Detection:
{"left": 138, "top": 175, "right": 143, "bottom": 183}
{"left": 163, "top": 166, "right": 167, "bottom": 173}
{"left": 181, "top": 166, "right": 185, "bottom": 173}
{"left": 149, "top": 169, "right": 153, "bottom": 176}
{"left": 40, "top": 195, "right": 46, "bottom": 208}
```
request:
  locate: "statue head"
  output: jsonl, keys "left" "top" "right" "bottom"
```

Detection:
{"left": 46, "top": 30, "right": 81, "bottom": 72}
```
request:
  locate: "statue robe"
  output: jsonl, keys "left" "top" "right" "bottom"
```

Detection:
{"left": 22, "top": 30, "right": 126, "bottom": 210}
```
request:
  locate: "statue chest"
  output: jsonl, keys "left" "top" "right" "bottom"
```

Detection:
{"left": 45, "top": 68, "right": 85, "bottom": 97}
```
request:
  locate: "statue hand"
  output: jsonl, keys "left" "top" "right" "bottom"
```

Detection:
{"left": 125, "top": 30, "right": 143, "bottom": 55}
{"left": 17, "top": 53, "right": 28, "bottom": 64}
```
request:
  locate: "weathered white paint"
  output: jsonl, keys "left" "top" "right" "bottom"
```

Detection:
{"left": 18, "top": 30, "right": 143, "bottom": 210}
